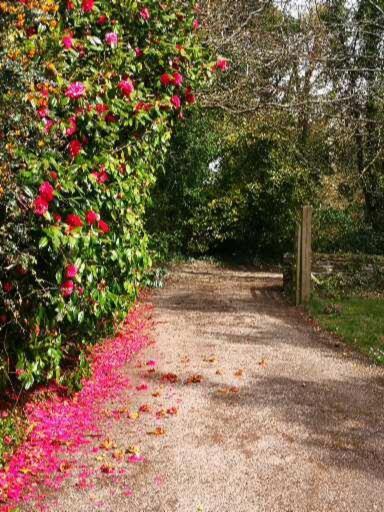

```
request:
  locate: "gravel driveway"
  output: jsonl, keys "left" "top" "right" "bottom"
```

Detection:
{"left": 43, "top": 261, "right": 384, "bottom": 512}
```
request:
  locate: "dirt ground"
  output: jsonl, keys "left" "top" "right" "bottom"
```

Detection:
{"left": 43, "top": 261, "right": 384, "bottom": 512}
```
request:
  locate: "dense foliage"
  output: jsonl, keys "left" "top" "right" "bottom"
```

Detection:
{"left": 148, "top": 110, "right": 318, "bottom": 259}
{"left": 0, "top": 0, "right": 212, "bottom": 389}
{"left": 149, "top": 0, "right": 384, "bottom": 261}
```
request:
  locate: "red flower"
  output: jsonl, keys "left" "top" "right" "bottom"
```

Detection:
{"left": 95, "top": 103, "right": 109, "bottom": 114}
{"left": 105, "top": 113, "right": 118, "bottom": 123}
{"left": 160, "top": 73, "right": 173, "bottom": 87}
{"left": 39, "top": 182, "right": 55, "bottom": 202}
{"left": 91, "top": 167, "right": 110, "bottom": 184}
{"left": 171, "top": 95, "right": 181, "bottom": 109}
{"left": 82, "top": 0, "right": 94, "bottom": 13}
{"left": 134, "top": 102, "right": 152, "bottom": 112}
{"left": 61, "top": 280, "right": 74, "bottom": 298}
{"left": 185, "top": 87, "right": 196, "bottom": 105}
{"left": 69, "top": 140, "right": 83, "bottom": 159}
{"left": 66, "top": 0, "right": 75, "bottom": 9}
{"left": 2, "top": 282, "right": 13, "bottom": 294}
{"left": 97, "top": 15, "right": 108, "bottom": 25}
{"left": 214, "top": 58, "right": 230, "bottom": 72}
{"left": 50, "top": 171, "right": 59, "bottom": 181}
{"left": 65, "top": 264, "right": 78, "bottom": 279}
{"left": 118, "top": 79, "right": 135, "bottom": 97}
{"left": 26, "top": 26, "right": 37, "bottom": 38}
{"left": 135, "top": 47, "right": 143, "bottom": 58}
{"left": 53, "top": 213, "right": 62, "bottom": 223}
{"left": 86, "top": 211, "right": 100, "bottom": 225}
{"left": 66, "top": 116, "right": 78, "bottom": 137}
{"left": 98, "top": 220, "right": 110, "bottom": 234}
{"left": 173, "top": 72, "right": 183, "bottom": 87}
{"left": 65, "top": 214, "right": 83, "bottom": 229}
{"left": 34, "top": 196, "right": 49, "bottom": 216}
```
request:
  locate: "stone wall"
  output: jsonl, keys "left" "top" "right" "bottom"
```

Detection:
{"left": 283, "top": 252, "right": 384, "bottom": 295}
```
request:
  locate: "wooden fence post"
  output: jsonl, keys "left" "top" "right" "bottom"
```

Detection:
{"left": 295, "top": 205, "right": 313, "bottom": 305}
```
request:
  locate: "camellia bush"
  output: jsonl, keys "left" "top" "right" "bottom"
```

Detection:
{"left": 0, "top": 0, "right": 218, "bottom": 389}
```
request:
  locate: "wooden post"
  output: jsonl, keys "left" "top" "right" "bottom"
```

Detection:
{"left": 295, "top": 222, "right": 302, "bottom": 306}
{"left": 295, "top": 206, "right": 313, "bottom": 305}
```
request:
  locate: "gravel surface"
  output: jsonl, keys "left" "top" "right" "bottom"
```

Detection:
{"left": 43, "top": 261, "right": 384, "bottom": 512}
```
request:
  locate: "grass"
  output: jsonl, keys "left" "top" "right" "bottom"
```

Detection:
{"left": 309, "top": 295, "right": 384, "bottom": 364}
{"left": 0, "top": 409, "right": 26, "bottom": 468}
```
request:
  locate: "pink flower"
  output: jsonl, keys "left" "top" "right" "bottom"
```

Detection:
{"left": 128, "top": 455, "right": 144, "bottom": 463}
{"left": 39, "top": 182, "right": 55, "bottom": 202}
{"left": 61, "top": 280, "right": 74, "bottom": 298}
{"left": 139, "top": 8, "right": 150, "bottom": 20}
{"left": 37, "top": 107, "right": 49, "bottom": 118}
{"left": 146, "top": 360, "right": 157, "bottom": 367}
{"left": 65, "top": 264, "right": 78, "bottom": 279}
{"left": 135, "top": 47, "right": 143, "bottom": 58}
{"left": 98, "top": 220, "right": 110, "bottom": 234}
{"left": 160, "top": 73, "right": 173, "bottom": 87}
{"left": 69, "top": 139, "right": 83, "bottom": 159}
{"left": 86, "top": 210, "right": 100, "bottom": 225}
{"left": 34, "top": 196, "right": 49, "bottom": 216}
{"left": 105, "top": 32, "right": 118, "bottom": 47}
{"left": 65, "top": 214, "right": 83, "bottom": 229}
{"left": 118, "top": 79, "right": 135, "bottom": 97}
{"left": 65, "top": 82, "right": 86, "bottom": 100}
{"left": 2, "top": 282, "right": 13, "bottom": 294}
{"left": 44, "top": 118, "right": 55, "bottom": 133}
{"left": 173, "top": 72, "right": 183, "bottom": 87}
{"left": 193, "top": 19, "right": 200, "bottom": 30}
{"left": 171, "top": 95, "right": 181, "bottom": 109}
{"left": 62, "top": 35, "right": 74, "bottom": 49}
{"left": 82, "top": 0, "right": 94, "bottom": 13}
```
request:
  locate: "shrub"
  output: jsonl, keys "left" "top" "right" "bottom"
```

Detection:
{"left": 0, "top": 0, "right": 212, "bottom": 389}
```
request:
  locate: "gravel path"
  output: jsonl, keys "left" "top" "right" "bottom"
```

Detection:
{"left": 45, "top": 261, "right": 384, "bottom": 512}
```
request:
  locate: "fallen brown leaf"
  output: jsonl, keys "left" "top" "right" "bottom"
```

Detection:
{"left": 186, "top": 374, "right": 203, "bottom": 384}
{"left": 203, "top": 355, "right": 216, "bottom": 363}
{"left": 161, "top": 373, "right": 178, "bottom": 383}
{"left": 217, "top": 386, "right": 239, "bottom": 395}
{"left": 147, "top": 427, "right": 166, "bottom": 436}
{"left": 112, "top": 449, "right": 125, "bottom": 461}
{"left": 126, "top": 445, "right": 141, "bottom": 455}
{"left": 100, "top": 438, "right": 115, "bottom": 450}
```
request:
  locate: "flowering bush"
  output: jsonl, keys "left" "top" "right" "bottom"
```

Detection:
{"left": 0, "top": 0, "right": 212, "bottom": 389}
